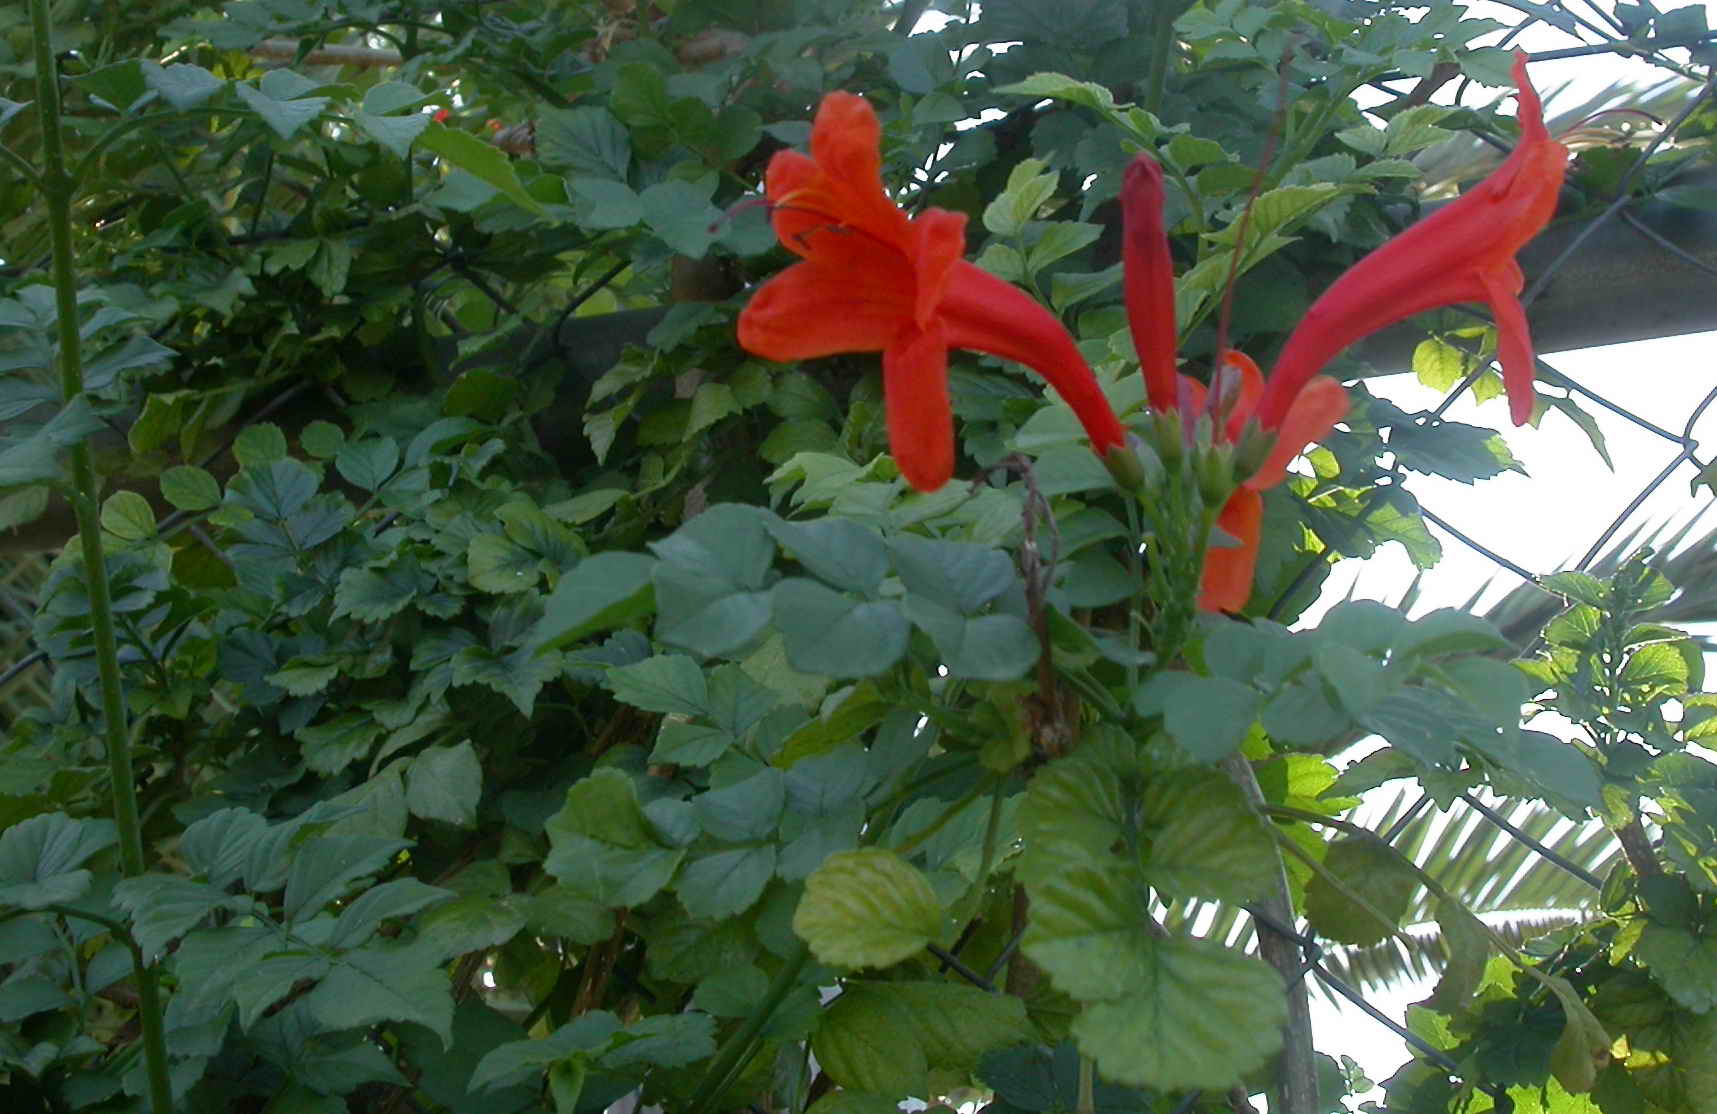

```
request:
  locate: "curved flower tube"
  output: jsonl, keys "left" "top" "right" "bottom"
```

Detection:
{"left": 1123, "top": 51, "right": 1564, "bottom": 610}
{"left": 737, "top": 92, "right": 1127, "bottom": 492}
{"left": 1255, "top": 51, "right": 1569, "bottom": 429}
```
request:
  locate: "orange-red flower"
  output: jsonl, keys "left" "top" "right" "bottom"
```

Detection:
{"left": 1124, "top": 157, "right": 1347, "bottom": 613}
{"left": 1124, "top": 51, "right": 1565, "bottom": 611}
{"left": 737, "top": 92, "right": 1127, "bottom": 492}
{"left": 1256, "top": 51, "right": 1569, "bottom": 429}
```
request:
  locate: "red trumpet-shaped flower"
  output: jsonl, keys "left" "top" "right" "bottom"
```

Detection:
{"left": 1255, "top": 51, "right": 1569, "bottom": 429}
{"left": 1123, "top": 51, "right": 1565, "bottom": 611}
{"left": 737, "top": 92, "right": 1127, "bottom": 492}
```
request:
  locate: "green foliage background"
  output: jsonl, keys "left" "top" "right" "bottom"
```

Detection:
{"left": 2, "top": 0, "right": 1717, "bottom": 1112}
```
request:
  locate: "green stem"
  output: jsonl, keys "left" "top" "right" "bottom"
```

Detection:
{"left": 1123, "top": 498, "right": 1146, "bottom": 694}
{"left": 685, "top": 940, "right": 811, "bottom": 1114}
{"left": 27, "top": 6, "right": 172, "bottom": 1112}
{"left": 1141, "top": 2, "right": 1179, "bottom": 115}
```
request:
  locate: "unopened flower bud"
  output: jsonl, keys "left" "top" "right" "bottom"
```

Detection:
{"left": 1197, "top": 443, "right": 1237, "bottom": 507}
{"left": 1103, "top": 440, "right": 1147, "bottom": 492}
{"left": 1232, "top": 420, "right": 1277, "bottom": 483}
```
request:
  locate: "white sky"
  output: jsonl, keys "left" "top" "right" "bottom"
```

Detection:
{"left": 1306, "top": 4, "right": 1717, "bottom": 1093}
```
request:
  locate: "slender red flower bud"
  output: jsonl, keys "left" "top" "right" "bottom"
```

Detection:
{"left": 1122, "top": 155, "right": 1181, "bottom": 414}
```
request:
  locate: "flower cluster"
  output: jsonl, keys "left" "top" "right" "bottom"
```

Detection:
{"left": 738, "top": 54, "right": 1566, "bottom": 611}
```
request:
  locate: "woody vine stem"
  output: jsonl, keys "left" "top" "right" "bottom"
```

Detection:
{"left": 28, "top": 2, "right": 174, "bottom": 1109}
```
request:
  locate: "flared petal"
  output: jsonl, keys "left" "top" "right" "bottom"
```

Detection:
{"left": 1121, "top": 155, "right": 1182, "bottom": 413}
{"left": 766, "top": 94, "right": 912, "bottom": 258}
{"left": 1481, "top": 266, "right": 1540, "bottom": 426}
{"left": 737, "top": 253, "right": 914, "bottom": 361}
{"left": 884, "top": 321, "right": 954, "bottom": 491}
{"left": 913, "top": 208, "right": 968, "bottom": 329}
{"left": 1247, "top": 376, "right": 1348, "bottom": 490}
{"left": 939, "top": 262, "right": 1126, "bottom": 455}
{"left": 1215, "top": 350, "right": 1266, "bottom": 444}
{"left": 1199, "top": 488, "right": 1265, "bottom": 613}
{"left": 1256, "top": 51, "right": 1566, "bottom": 429}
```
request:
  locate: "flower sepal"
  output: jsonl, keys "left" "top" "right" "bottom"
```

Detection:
{"left": 1102, "top": 436, "right": 1160, "bottom": 494}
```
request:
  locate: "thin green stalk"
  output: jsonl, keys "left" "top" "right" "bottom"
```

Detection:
{"left": 0, "top": 140, "right": 38, "bottom": 183}
{"left": 1141, "top": 2, "right": 1179, "bottom": 115}
{"left": 1123, "top": 497, "right": 1146, "bottom": 693}
{"left": 685, "top": 940, "right": 811, "bottom": 1114}
{"left": 27, "top": 6, "right": 172, "bottom": 1111}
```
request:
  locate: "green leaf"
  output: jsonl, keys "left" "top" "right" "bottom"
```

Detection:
{"left": 336, "top": 437, "right": 401, "bottom": 491}
{"left": 0, "top": 975, "right": 71, "bottom": 1022}
{"left": 1392, "top": 608, "right": 1510, "bottom": 659}
{"left": 282, "top": 835, "right": 409, "bottom": 924}
{"left": 909, "top": 601, "right": 1040, "bottom": 681}
{"left": 327, "top": 878, "right": 455, "bottom": 951}
{"left": 1139, "top": 771, "right": 1277, "bottom": 905}
{"left": 470, "top": 1012, "right": 623, "bottom": 1093}
{"left": 994, "top": 72, "right": 1119, "bottom": 112}
{"left": 570, "top": 178, "right": 644, "bottom": 229}
{"left": 140, "top": 61, "right": 224, "bottom": 109}
{"left": 1413, "top": 337, "right": 1469, "bottom": 391}
{"left": 100, "top": 490, "right": 155, "bottom": 542}
{"left": 772, "top": 579, "right": 909, "bottom": 678}
{"left": 1027, "top": 221, "right": 1102, "bottom": 273}
{"left": 537, "top": 106, "right": 631, "bottom": 179}
{"left": 333, "top": 558, "right": 432, "bottom": 623}
{"left": 1425, "top": 898, "right": 1490, "bottom": 1014}
{"left": 418, "top": 124, "right": 547, "bottom": 214}
{"left": 640, "top": 180, "right": 722, "bottom": 258}
{"left": 870, "top": 982, "right": 1035, "bottom": 1072}
{"left": 233, "top": 81, "right": 328, "bottom": 140}
{"left": 406, "top": 742, "right": 483, "bottom": 827}
{"left": 765, "top": 516, "right": 889, "bottom": 596}
{"left": 889, "top": 534, "right": 1015, "bottom": 614}
{"left": 159, "top": 464, "right": 222, "bottom": 511}
{"left": 530, "top": 552, "right": 658, "bottom": 652}
{"left": 1070, "top": 938, "right": 1286, "bottom": 1091}
{"left": 812, "top": 985, "right": 929, "bottom": 1097}
{"left": 304, "top": 940, "right": 455, "bottom": 1049}
{"left": 695, "top": 768, "right": 786, "bottom": 842}
{"left": 651, "top": 722, "right": 735, "bottom": 766}
{"left": 1633, "top": 924, "right": 1717, "bottom": 1013}
{"left": 1303, "top": 838, "right": 1418, "bottom": 946}
{"left": 518, "top": 886, "right": 616, "bottom": 945}
{"left": 545, "top": 770, "right": 684, "bottom": 907}
{"left": 180, "top": 808, "right": 268, "bottom": 889}
{"left": 607, "top": 654, "right": 708, "bottom": 716}
{"left": 110, "top": 875, "right": 252, "bottom": 961}
{"left": 984, "top": 158, "right": 1059, "bottom": 237}
{"left": 1389, "top": 416, "right": 1525, "bottom": 484}
{"left": 601, "top": 1012, "right": 718, "bottom": 1068}
{"left": 355, "top": 110, "right": 428, "bottom": 159}
{"left": 0, "top": 395, "right": 104, "bottom": 488}
{"left": 793, "top": 849, "right": 942, "bottom": 969}
{"left": 0, "top": 812, "right": 117, "bottom": 910}
{"left": 1023, "top": 864, "right": 1286, "bottom": 1089}
{"left": 1135, "top": 673, "right": 1261, "bottom": 762}
{"left": 467, "top": 533, "right": 540, "bottom": 593}
{"left": 678, "top": 847, "right": 777, "bottom": 918}
{"left": 1497, "top": 731, "right": 1603, "bottom": 807}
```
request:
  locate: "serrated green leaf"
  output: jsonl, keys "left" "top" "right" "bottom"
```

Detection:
{"left": 794, "top": 849, "right": 942, "bottom": 969}
{"left": 418, "top": 124, "right": 546, "bottom": 214}
{"left": 406, "top": 742, "right": 482, "bottom": 828}
{"left": 1304, "top": 838, "right": 1417, "bottom": 946}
